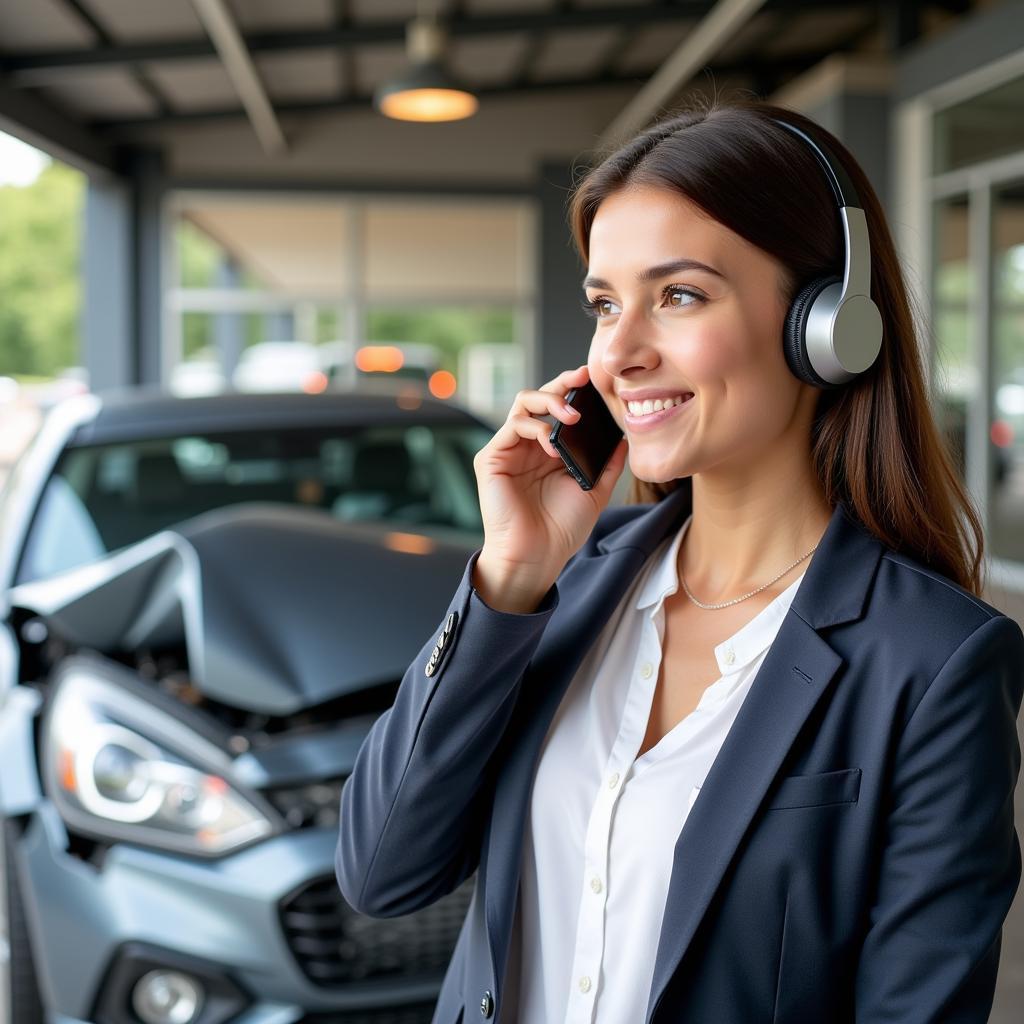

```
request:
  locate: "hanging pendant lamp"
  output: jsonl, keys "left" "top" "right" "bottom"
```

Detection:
{"left": 374, "top": 2, "right": 478, "bottom": 122}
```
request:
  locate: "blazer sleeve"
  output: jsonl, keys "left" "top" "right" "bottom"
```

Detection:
{"left": 334, "top": 547, "right": 560, "bottom": 918}
{"left": 854, "top": 612, "right": 1024, "bottom": 1022}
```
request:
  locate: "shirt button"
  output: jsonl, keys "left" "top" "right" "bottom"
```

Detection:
{"left": 608, "top": 772, "right": 620, "bottom": 789}
{"left": 578, "top": 976, "right": 592, "bottom": 994}
{"left": 590, "top": 876, "right": 603, "bottom": 894}
{"left": 640, "top": 662, "right": 654, "bottom": 679}
{"left": 724, "top": 647, "right": 735, "bottom": 665}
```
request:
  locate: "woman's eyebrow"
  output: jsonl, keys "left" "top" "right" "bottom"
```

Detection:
{"left": 582, "top": 257, "right": 725, "bottom": 290}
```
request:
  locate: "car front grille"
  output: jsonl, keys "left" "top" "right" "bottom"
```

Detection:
{"left": 280, "top": 874, "right": 475, "bottom": 988}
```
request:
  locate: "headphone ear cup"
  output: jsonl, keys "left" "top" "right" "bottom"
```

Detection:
{"left": 783, "top": 275, "right": 842, "bottom": 389}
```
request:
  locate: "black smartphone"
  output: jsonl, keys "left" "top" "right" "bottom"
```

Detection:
{"left": 549, "top": 380, "right": 624, "bottom": 491}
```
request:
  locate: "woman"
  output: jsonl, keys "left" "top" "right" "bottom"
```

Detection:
{"left": 335, "top": 99, "right": 1024, "bottom": 1024}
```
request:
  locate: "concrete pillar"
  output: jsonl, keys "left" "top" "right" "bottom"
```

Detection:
{"left": 83, "top": 176, "right": 133, "bottom": 390}
{"left": 131, "top": 149, "right": 165, "bottom": 387}
{"left": 82, "top": 147, "right": 165, "bottom": 390}
{"left": 214, "top": 257, "right": 245, "bottom": 379}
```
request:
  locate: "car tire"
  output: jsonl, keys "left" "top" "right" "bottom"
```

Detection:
{"left": 0, "top": 819, "right": 44, "bottom": 1024}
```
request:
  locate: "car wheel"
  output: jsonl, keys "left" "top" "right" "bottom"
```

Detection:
{"left": 0, "top": 819, "right": 44, "bottom": 1024}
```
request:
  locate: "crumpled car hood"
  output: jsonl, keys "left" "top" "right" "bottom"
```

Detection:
{"left": 8, "top": 504, "right": 479, "bottom": 715}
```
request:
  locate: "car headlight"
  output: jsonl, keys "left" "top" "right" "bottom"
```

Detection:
{"left": 41, "top": 654, "right": 279, "bottom": 856}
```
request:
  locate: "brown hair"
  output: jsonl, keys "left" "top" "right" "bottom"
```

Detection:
{"left": 566, "top": 96, "right": 986, "bottom": 596}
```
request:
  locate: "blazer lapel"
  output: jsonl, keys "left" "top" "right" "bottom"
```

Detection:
{"left": 644, "top": 501, "right": 885, "bottom": 1023}
{"left": 484, "top": 483, "right": 695, "bottom": 1001}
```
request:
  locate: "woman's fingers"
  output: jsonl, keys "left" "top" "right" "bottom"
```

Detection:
{"left": 491, "top": 413, "right": 563, "bottom": 458}
{"left": 538, "top": 363, "right": 589, "bottom": 395}
{"left": 510, "top": 387, "right": 582, "bottom": 424}
{"left": 481, "top": 365, "right": 591, "bottom": 463}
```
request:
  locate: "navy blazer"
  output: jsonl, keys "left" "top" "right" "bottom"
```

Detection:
{"left": 335, "top": 483, "right": 1024, "bottom": 1023}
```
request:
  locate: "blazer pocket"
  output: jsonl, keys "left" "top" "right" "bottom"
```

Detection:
{"left": 766, "top": 767, "right": 861, "bottom": 810}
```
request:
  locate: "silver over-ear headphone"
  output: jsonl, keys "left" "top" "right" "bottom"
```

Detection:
{"left": 771, "top": 118, "right": 883, "bottom": 388}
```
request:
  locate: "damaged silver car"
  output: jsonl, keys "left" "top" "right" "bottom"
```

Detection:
{"left": 0, "top": 387, "right": 492, "bottom": 1024}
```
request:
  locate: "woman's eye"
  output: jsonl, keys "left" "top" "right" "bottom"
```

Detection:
{"left": 581, "top": 297, "right": 616, "bottom": 317}
{"left": 579, "top": 285, "right": 703, "bottom": 320}
{"left": 665, "top": 286, "right": 702, "bottom": 308}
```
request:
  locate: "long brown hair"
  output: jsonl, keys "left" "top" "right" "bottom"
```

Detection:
{"left": 566, "top": 97, "right": 986, "bottom": 596}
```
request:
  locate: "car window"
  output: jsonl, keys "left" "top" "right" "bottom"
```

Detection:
{"left": 16, "top": 422, "right": 491, "bottom": 585}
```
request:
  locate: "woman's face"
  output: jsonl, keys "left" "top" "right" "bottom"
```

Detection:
{"left": 584, "top": 185, "right": 814, "bottom": 484}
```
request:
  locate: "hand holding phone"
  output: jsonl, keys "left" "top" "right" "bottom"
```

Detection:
{"left": 548, "top": 380, "right": 625, "bottom": 491}
{"left": 470, "top": 365, "right": 628, "bottom": 612}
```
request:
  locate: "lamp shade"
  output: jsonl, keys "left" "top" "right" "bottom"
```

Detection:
{"left": 374, "top": 59, "right": 478, "bottom": 122}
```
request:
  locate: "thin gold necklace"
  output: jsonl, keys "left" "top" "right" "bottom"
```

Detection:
{"left": 680, "top": 543, "right": 818, "bottom": 610}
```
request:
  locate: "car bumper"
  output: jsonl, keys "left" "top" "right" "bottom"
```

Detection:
{"left": 14, "top": 803, "right": 460, "bottom": 1024}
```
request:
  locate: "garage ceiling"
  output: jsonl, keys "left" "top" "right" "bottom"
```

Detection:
{"left": 0, "top": 0, "right": 979, "bottom": 185}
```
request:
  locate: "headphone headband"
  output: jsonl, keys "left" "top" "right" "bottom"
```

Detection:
{"left": 770, "top": 119, "right": 862, "bottom": 210}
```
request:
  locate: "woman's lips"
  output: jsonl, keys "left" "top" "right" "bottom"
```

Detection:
{"left": 622, "top": 393, "right": 695, "bottom": 432}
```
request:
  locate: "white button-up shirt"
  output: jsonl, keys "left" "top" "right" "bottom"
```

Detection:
{"left": 498, "top": 512, "right": 807, "bottom": 1024}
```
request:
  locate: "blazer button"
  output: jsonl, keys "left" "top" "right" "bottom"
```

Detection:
{"left": 479, "top": 990, "right": 494, "bottom": 1018}
{"left": 425, "top": 611, "right": 458, "bottom": 677}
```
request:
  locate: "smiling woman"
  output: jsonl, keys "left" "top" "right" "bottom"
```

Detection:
{"left": 335, "top": 97, "right": 1024, "bottom": 1024}
{"left": 567, "top": 99, "right": 981, "bottom": 597}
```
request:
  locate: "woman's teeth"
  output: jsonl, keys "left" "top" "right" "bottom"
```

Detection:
{"left": 626, "top": 394, "right": 692, "bottom": 417}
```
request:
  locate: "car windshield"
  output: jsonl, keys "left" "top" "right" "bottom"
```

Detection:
{"left": 16, "top": 421, "right": 491, "bottom": 584}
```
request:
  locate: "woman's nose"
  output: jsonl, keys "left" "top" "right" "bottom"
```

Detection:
{"left": 600, "top": 313, "right": 660, "bottom": 378}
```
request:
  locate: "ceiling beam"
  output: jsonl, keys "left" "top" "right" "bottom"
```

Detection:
{"left": 1, "top": 0, "right": 874, "bottom": 83}
{"left": 92, "top": 53, "right": 830, "bottom": 137}
{"left": 189, "top": 0, "right": 286, "bottom": 154}
{"left": 54, "top": 0, "right": 173, "bottom": 116}
{"left": 598, "top": 0, "right": 769, "bottom": 150}
{"left": 0, "top": 72, "right": 115, "bottom": 175}
{"left": 330, "top": 0, "right": 358, "bottom": 100}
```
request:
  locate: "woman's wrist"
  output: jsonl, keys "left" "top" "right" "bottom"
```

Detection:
{"left": 471, "top": 551, "right": 557, "bottom": 614}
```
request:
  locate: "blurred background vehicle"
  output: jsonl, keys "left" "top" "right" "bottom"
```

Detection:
{"left": 230, "top": 341, "right": 326, "bottom": 394}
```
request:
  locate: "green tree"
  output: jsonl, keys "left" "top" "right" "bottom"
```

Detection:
{"left": 0, "top": 161, "right": 84, "bottom": 376}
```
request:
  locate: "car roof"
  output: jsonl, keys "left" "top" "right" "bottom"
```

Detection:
{"left": 71, "top": 384, "right": 490, "bottom": 446}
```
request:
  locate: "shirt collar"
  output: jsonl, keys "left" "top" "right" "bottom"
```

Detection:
{"left": 635, "top": 512, "right": 808, "bottom": 676}
{"left": 636, "top": 512, "right": 692, "bottom": 612}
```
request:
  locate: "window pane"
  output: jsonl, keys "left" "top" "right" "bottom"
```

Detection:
{"left": 363, "top": 200, "right": 530, "bottom": 300}
{"left": 179, "top": 202, "right": 351, "bottom": 295}
{"left": 934, "top": 72, "right": 1024, "bottom": 174}
{"left": 932, "top": 196, "right": 973, "bottom": 488}
{"left": 172, "top": 202, "right": 350, "bottom": 394}
{"left": 990, "top": 179, "right": 1024, "bottom": 562}
{"left": 17, "top": 423, "right": 491, "bottom": 584}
